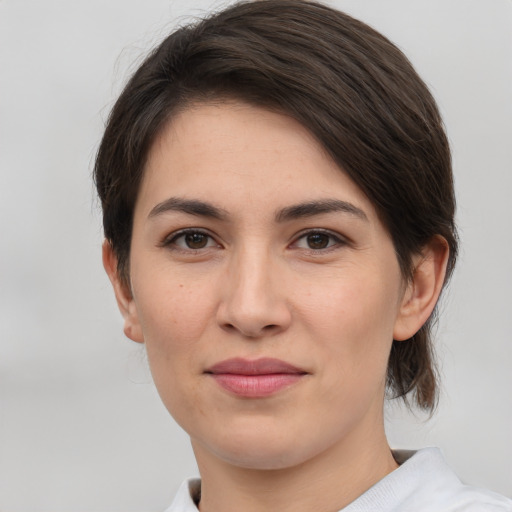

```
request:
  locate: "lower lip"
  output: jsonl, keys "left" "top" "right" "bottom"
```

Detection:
{"left": 210, "top": 373, "right": 304, "bottom": 397}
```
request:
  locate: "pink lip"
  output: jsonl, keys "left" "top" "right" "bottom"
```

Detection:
{"left": 206, "top": 358, "right": 307, "bottom": 398}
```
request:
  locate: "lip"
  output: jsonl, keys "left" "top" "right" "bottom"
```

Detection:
{"left": 205, "top": 358, "right": 308, "bottom": 398}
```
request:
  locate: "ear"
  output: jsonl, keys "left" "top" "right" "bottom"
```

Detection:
{"left": 102, "top": 240, "right": 144, "bottom": 343}
{"left": 393, "top": 236, "right": 450, "bottom": 341}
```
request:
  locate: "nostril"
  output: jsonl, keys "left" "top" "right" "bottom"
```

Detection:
{"left": 220, "top": 322, "right": 280, "bottom": 338}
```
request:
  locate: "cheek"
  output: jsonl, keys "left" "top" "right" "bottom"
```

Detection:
{"left": 134, "top": 266, "right": 218, "bottom": 347}
{"left": 298, "top": 266, "right": 400, "bottom": 341}
{"left": 291, "top": 269, "right": 401, "bottom": 434}
{"left": 133, "top": 277, "right": 217, "bottom": 425}
{"left": 294, "top": 263, "right": 401, "bottom": 386}
{"left": 130, "top": 269, "right": 218, "bottom": 391}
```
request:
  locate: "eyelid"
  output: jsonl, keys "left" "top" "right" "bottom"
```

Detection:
{"left": 290, "top": 228, "right": 349, "bottom": 250}
{"left": 160, "top": 227, "right": 220, "bottom": 250}
{"left": 159, "top": 227, "right": 349, "bottom": 252}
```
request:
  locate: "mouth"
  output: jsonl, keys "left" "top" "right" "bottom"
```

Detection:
{"left": 205, "top": 358, "right": 308, "bottom": 398}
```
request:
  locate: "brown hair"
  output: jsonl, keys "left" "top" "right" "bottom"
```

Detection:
{"left": 94, "top": 0, "right": 458, "bottom": 411}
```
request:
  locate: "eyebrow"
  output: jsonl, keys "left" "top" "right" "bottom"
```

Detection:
{"left": 148, "top": 197, "right": 228, "bottom": 220}
{"left": 275, "top": 199, "right": 368, "bottom": 223}
{"left": 148, "top": 197, "right": 368, "bottom": 223}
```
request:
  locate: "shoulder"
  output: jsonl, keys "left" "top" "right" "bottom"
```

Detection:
{"left": 393, "top": 448, "right": 512, "bottom": 512}
{"left": 344, "top": 447, "right": 512, "bottom": 512}
{"left": 443, "top": 486, "right": 512, "bottom": 512}
{"left": 163, "top": 478, "right": 201, "bottom": 512}
{"left": 164, "top": 450, "right": 512, "bottom": 512}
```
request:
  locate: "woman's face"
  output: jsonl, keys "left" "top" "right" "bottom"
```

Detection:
{"left": 120, "top": 102, "right": 410, "bottom": 470}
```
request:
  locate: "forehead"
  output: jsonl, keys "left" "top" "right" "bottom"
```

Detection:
{"left": 138, "top": 102, "right": 376, "bottom": 219}
{"left": 147, "top": 102, "right": 332, "bottom": 180}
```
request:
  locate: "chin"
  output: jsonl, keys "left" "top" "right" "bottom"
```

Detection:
{"left": 193, "top": 421, "right": 330, "bottom": 471}
{"left": 217, "top": 445, "right": 309, "bottom": 471}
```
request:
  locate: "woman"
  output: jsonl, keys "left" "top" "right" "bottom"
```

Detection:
{"left": 95, "top": 1, "right": 512, "bottom": 510}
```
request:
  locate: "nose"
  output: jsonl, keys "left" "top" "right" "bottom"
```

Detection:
{"left": 216, "top": 246, "right": 292, "bottom": 339}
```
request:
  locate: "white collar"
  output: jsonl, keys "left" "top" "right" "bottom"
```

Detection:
{"left": 164, "top": 447, "right": 512, "bottom": 512}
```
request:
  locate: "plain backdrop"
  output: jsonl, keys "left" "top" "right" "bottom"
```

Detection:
{"left": 1, "top": 0, "right": 511, "bottom": 510}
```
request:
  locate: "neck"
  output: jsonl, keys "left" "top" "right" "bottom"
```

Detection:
{"left": 192, "top": 414, "right": 398, "bottom": 512}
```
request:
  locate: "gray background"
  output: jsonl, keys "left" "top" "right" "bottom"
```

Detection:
{"left": 1, "top": 0, "right": 511, "bottom": 510}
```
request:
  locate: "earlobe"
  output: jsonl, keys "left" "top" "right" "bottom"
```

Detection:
{"left": 102, "top": 241, "right": 144, "bottom": 343}
{"left": 393, "top": 236, "right": 450, "bottom": 341}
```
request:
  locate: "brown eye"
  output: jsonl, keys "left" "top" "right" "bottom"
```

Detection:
{"left": 164, "top": 229, "right": 218, "bottom": 251}
{"left": 306, "top": 233, "right": 331, "bottom": 249}
{"left": 185, "top": 232, "right": 209, "bottom": 249}
{"left": 292, "top": 230, "right": 345, "bottom": 252}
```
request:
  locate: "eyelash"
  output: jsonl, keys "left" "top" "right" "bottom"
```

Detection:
{"left": 292, "top": 229, "right": 347, "bottom": 253}
{"left": 160, "top": 228, "right": 347, "bottom": 253}
{"left": 161, "top": 228, "right": 219, "bottom": 252}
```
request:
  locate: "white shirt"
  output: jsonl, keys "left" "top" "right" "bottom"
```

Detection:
{"left": 164, "top": 447, "right": 512, "bottom": 511}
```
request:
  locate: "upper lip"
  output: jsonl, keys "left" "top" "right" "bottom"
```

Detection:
{"left": 206, "top": 357, "right": 307, "bottom": 375}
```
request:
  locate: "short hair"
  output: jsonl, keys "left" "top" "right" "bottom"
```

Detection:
{"left": 94, "top": 0, "right": 458, "bottom": 411}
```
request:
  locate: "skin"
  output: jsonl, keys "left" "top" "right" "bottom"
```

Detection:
{"left": 104, "top": 102, "right": 448, "bottom": 512}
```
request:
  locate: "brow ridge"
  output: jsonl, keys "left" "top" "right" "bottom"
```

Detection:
{"left": 148, "top": 197, "right": 228, "bottom": 220}
{"left": 148, "top": 197, "right": 367, "bottom": 223}
{"left": 275, "top": 199, "right": 368, "bottom": 222}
